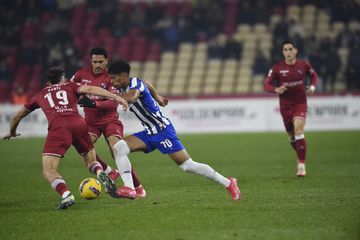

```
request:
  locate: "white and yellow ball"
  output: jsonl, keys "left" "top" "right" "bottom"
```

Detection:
{"left": 79, "top": 178, "right": 102, "bottom": 199}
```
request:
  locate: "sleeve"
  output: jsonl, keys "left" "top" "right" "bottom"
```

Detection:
{"left": 263, "top": 65, "right": 278, "bottom": 93}
{"left": 128, "top": 78, "right": 145, "bottom": 93}
{"left": 94, "top": 77, "right": 119, "bottom": 110}
{"left": 305, "top": 62, "right": 318, "bottom": 87}
{"left": 70, "top": 70, "right": 82, "bottom": 83}
{"left": 70, "top": 81, "right": 82, "bottom": 95}
{"left": 23, "top": 94, "right": 40, "bottom": 112}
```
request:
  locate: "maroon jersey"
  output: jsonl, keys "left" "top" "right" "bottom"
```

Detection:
{"left": 264, "top": 60, "right": 318, "bottom": 109}
{"left": 71, "top": 67, "right": 119, "bottom": 125}
{"left": 24, "top": 82, "right": 82, "bottom": 124}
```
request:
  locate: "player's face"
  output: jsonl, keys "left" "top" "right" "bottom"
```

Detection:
{"left": 91, "top": 55, "right": 108, "bottom": 74}
{"left": 282, "top": 44, "right": 298, "bottom": 63}
{"left": 110, "top": 73, "right": 129, "bottom": 88}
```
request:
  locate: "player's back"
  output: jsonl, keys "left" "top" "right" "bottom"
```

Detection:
{"left": 25, "top": 82, "right": 82, "bottom": 124}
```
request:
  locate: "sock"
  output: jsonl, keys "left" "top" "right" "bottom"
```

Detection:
{"left": 289, "top": 137, "right": 296, "bottom": 151}
{"left": 131, "top": 167, "right": 141, "bottom": 188}
{"left": 179, "top": 158, "right": 231, "bottom": 187}
{"left": 51, "top": 178, "right": 69, "bottom": 197}
{"left": 89, "top": 162, "right": 103, "bottom": 176}
{"left": 96, "top": 155, "right": 112, "bottom": 174}
{"left": 295, "top": 134, "right": 307, "bottom": 163}
{"left": 113, "top": 140, "right": 135, "bottom": 190}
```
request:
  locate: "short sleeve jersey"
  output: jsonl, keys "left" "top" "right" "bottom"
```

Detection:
{"left": 24, "top": 82, "right": 82, "bottom": 124}
{"left": 265, "top": 60, "right": 317, "bottom": 109}
{"left": 71, "top": 67, "right": 119, "bottom": 125}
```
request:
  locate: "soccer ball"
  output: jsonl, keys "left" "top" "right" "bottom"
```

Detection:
{"left": 79, "top": 178, "right": 102, "bottom": 199}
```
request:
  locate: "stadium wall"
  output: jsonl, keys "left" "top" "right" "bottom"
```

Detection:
{"left": 1, "top": 95, "right": 359, "bottom": 137}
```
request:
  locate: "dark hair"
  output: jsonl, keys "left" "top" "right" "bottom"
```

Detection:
{"left": 90, "top": 47, "right": 108, "bottom": 58}
{"left": 281, "top": 40, "right": 297, "bottom": 49}
{"left": 108, "top": 60, "right": 131, "bottom": 75}
{"left": 46, "top": 66, "right": 65, "bottom": 84}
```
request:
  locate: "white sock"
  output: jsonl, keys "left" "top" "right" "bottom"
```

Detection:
{"left": 62, "top": 191, "right": 71, "bottom": 198}
{"left": 179, "top": 158, "right": 231, "bottom": 187}
{"left": 104, "top": 166, "right": 112, "bottom": 174}
{"left": 113, "top": 140, "right": 134, "bottom": 190}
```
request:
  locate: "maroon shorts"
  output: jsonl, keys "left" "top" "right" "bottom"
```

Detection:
{"left": 43, "top": 116, "right": 93, "bottom": 157}
{"left": 280, "top": 104, "right": 307, "bottom": 132}
{"left": 87, "top": 120, "right": 124, "bottom": 140}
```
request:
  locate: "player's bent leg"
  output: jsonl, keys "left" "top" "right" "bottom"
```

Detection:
{"left": 42, "top": 155, "right": 76, "bottom": 208}
{"left": 42, "top": 155, "right": 62, "bottom": 183}
{"left": 171, "top": 150, "right": 240, "bottom": 201}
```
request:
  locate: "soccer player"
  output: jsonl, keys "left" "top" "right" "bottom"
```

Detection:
{"left": 71, "top": 47, "right": 146, "bottom": 197}
{"left": 107, "top": 60, "right": 241, "bottom": 201}
{"left": 3, "top": 66, "right": 128, "bottom": 209}
{"left": 263, "top": 40, "right": 318, "bottom": 177}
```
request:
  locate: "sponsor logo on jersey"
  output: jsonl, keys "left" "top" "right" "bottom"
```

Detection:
{"left": 81, "top": 79, "right": 91, "bottom": 83}
{"left": 280, "top": 70, "right": 289, "bottom": 76}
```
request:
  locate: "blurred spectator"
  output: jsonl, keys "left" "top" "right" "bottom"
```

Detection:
{"left": 0, "top": 60, "right": 12, "bottom": 82}
{"left": 237, "top": 1, "right": 253, "bottom": 24}
{"left": 346, "top": 43, "right": 360, "bottom": 92}
{"left": 224, "top": 37, "right": 242, "bottom": 60}
{"left": 207, "top": 35, "right": 226, "bottom": 59}
{"left": 11, "top": 85, "right": 28, "bottom": 104}
{"left": 162, "top": 17, "right": 180, "bottom": 51}
{"left": 322, "top": 47, "right": 341, "bottom": 93}
{"left": 254, "top": 0, "right": 269, "bottom": 24}
{"left": 253, "top": 50, "right": 268, "bottom": 75}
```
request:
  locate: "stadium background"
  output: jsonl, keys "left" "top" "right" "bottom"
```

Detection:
{"left": 0, "top": 1, "right": 360, "bottom": 240}
{"left": 1, "top": 0, "right": 360, "bottom": 104}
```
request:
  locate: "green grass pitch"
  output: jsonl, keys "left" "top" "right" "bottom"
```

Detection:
{"left": 0, "top": 131, "right": 359, "bottom": 240}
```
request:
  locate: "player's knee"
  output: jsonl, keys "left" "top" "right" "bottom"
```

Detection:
{"left": 179, "top": 158, "right": 194, "bottom": 172}
{"left": 42, "top": 169, "right": 56, "bottom": 182}
{"left": 113, "top": 139, "right": 130, "bottom": 156}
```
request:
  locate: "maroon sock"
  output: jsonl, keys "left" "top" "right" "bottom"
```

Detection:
{"left": 51, "top": 178, "right": 69, "bottom": 196}
{"left": 290, "top": 140, "right": 296, "bottom": 151}
{"left": 96, "top": 155, "right": 109, "bottom": 170}
{"left": 295, "top": 138, "right": 307, "bottom": 163}
{"left": 131, "top": 167, "right": 141, "bottom": 188}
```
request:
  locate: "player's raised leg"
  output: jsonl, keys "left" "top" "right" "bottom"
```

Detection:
{"left": 42, "top": 155, "right": 75, "bottom": 209}
{"left": 170, "top": 150, "right": 241, "bottom": 201}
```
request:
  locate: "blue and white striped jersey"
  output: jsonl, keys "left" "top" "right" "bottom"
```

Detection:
{"left": 124, "top": 77, "right": 171, "bottom": 135}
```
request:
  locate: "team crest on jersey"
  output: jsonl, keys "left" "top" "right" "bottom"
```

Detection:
{"left": 297, "top": 70, "right": 303, "bottom": 75}
{"left": 280, "top": 70, "right": 289, "bottom": 76}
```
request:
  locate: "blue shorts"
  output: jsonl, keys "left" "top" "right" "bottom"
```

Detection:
{"left": 133, "top": 124, "right": 184, "bottom": 154}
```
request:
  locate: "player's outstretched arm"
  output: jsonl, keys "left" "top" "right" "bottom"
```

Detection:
{"left": 3, "top": 108, "right": 31, "bottom": 140}
{"left": 144, "top": 80, "right": 168, "bottom": 107}
{"left": 79, "top": 85, "right": 128, "bottom": 111}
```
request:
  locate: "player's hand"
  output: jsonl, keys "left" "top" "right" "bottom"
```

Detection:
{"left": 156, "top": 96, "right": 169, "bottom": 107}
{"left": 275, "top": 85, "right": 287, "bottom": 94}
{"left": 306, "top": 85, "right": 315, "bottom": 95}
{"left": 3, "top": 132, "right": 20, "bottom": 140}
{"left": 78, "top": 96, "right": 96, "bottom": 108}
{"left": 116, "top": 96, "right": 128, "bottom": 111}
